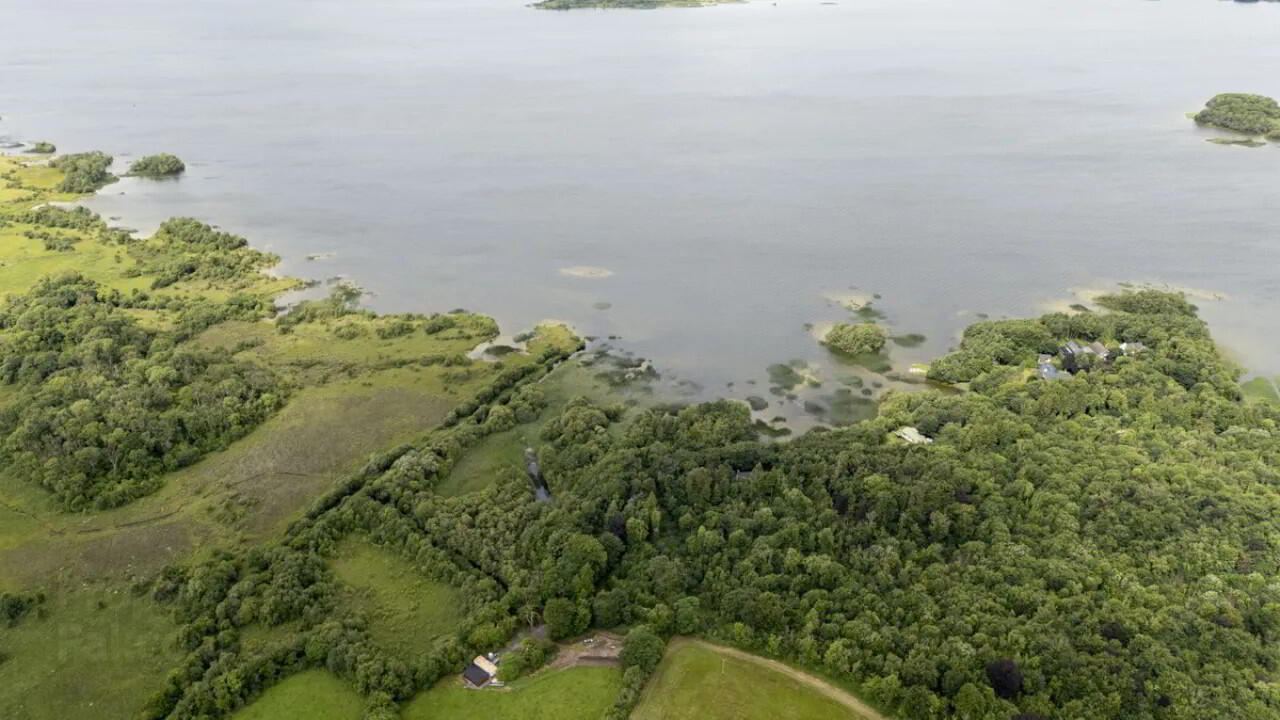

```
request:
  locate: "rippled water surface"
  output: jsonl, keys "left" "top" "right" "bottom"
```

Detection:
{"left": 3, "top": 0, "right": 1279, "bottom": 421}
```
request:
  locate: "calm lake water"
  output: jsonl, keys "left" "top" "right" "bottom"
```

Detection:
{"left": 3, "top": 0, "right": 1279, "bottom": 423}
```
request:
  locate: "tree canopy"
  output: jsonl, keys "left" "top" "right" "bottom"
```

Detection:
{"left": 139, "top": 290, "right": 1280, "bottom": 720}
{"left": 1194, "top": 93, "right": 1280, "bottom": 139}
{"left": 49, "top": 151, "right": 116, "bottom": 193}
{"left": 824, "top": 322, "right": 887, "bottom": 355}
{"left": 129, "top": 153, "right": 186, "bottom": 177}
{"left": 0, "top": 273, "right": 285, "bottom": 509}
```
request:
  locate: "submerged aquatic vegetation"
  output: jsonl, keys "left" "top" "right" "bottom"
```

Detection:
{"left": 889, "top": 332, "right": 926, "bottom": 348}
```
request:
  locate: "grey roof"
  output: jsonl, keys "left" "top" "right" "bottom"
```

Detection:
{"left": 463, "top": 663, "right": 492, "bottom": 687}
{"left": 1088, "top": 342, "right": 1109, "bottom": 357}
{"left": 1063, "top": 340, "right": 1085, "bottom": 355}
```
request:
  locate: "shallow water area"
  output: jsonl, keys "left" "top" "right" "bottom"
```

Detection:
{"left": 3, "top": 0, "right": 1280, "bottom": 425}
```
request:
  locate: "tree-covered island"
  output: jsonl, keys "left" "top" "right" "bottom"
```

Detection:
{"left": 1193, "top": 93, "right": 1280, "bottom": 140}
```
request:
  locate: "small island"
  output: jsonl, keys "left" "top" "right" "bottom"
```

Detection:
{"left": 822, "top": 322, "right": 886, "bottom": 355}
{"left": 127, "top": 152, "right": 185, "bottom": 177}
{"left": 1193, "top": 93, "right": 1280, "bottom": 140}
{"left": 28, "top": 141, "right": 55, "bottom": 154}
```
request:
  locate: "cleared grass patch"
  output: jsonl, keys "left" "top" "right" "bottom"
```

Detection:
{"left": 229, "top": 670, "right": 363, "bottom": 720}
{"left": 331, "top": 538, "right": 463, "bottom": 657}
{"left": 1241, "top": 376, "right": 1280, "bottom": 404}
{"left": 0, "top": 583, "right": 179, "bottom": 720}
{"left": 403, "top": 665, "right": 621, "bottom": 720}
{"left": 437, "top": 355, "right": 640, "bottom": 497}
{"left": 632, "top": 642, "right": 866, "bottom": 720}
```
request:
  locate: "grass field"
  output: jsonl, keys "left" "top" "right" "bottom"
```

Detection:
{"left": 0, "top": 583, "right": 180, "bottom": 720}
{"left": 331, "top": 537, "right": 464, "bottom": 657}
{"left": 228, "top": 670, "right": 363, "bottom": 720}
{"left": 437, "top": 355, "right": 645, "bottom": 497}
{"left": 632, "top": 642, "right": 868, "bottom": 720}
{"left": 402, "top": 666, "right": 621, "bottom": 720}
{"left": 1241, "top": 376, "right": 1280, "bottom": 404}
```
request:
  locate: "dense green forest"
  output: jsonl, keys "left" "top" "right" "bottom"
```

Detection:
{"left": 0, "top": 273, "right": 283, "bottom": 509}
{"left": 136, "top": 288, "right": 1280, "bottom": 719}
{"left": 1193, "top": 93, "right": 1280, "bottom": 139}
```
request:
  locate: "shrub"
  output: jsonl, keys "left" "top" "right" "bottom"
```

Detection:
{"left": 29, "top": 141, "right": 55, "bottom": 154}
{"left": 823, "top": 323, "right": 886, "bottom": 355}
{"left": 423, "top": 314, "right": 455, "bottom": 334}
{"left": 619, "top": 626, "right": 664, "bottom": 674}
{"left": 496, "top": 636, "right": 556, "bottom": 681}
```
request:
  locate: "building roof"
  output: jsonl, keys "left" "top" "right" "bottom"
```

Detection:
{"left": 462, "top": 663, "right": 492, "bottom": 687}
{"left": 1088, "top": 341, "right": 1109, "bottom": 357}
{"left": 1038, "top": 362, "right": 1062, "bottom": 380}
{"left": 894, "top": 426, "right": 933, "bottom": 444}
{"left": 1063, "top": 340, "right": 1085, "bottom": 355}
{"left": 474, "top": 656, "right": 499, "bottom": 676}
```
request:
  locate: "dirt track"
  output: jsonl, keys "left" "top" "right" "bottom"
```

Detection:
{"left": 669, "top": 637, "right": 888, "bottom": 720}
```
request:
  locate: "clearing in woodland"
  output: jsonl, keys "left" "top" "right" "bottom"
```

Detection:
{"left": 632, "top": 639, "right": 885, "bottom": 720}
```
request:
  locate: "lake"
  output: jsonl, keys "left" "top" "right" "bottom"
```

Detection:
{"left": 3, "top": 0, "right": 1279, "bottom": 424}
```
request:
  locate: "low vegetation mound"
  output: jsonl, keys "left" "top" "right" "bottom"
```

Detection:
{"left": 1194, "top": 93, "right": 1280, "bottom": 139}
{"left": 823, "top": 322, "right": 886, "bottom": 355}
{"left": 128, "top": 153, "right": 186, "bottom": 177}
{"left": 28, "top": 142, "right": 55, "bottom": 154}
